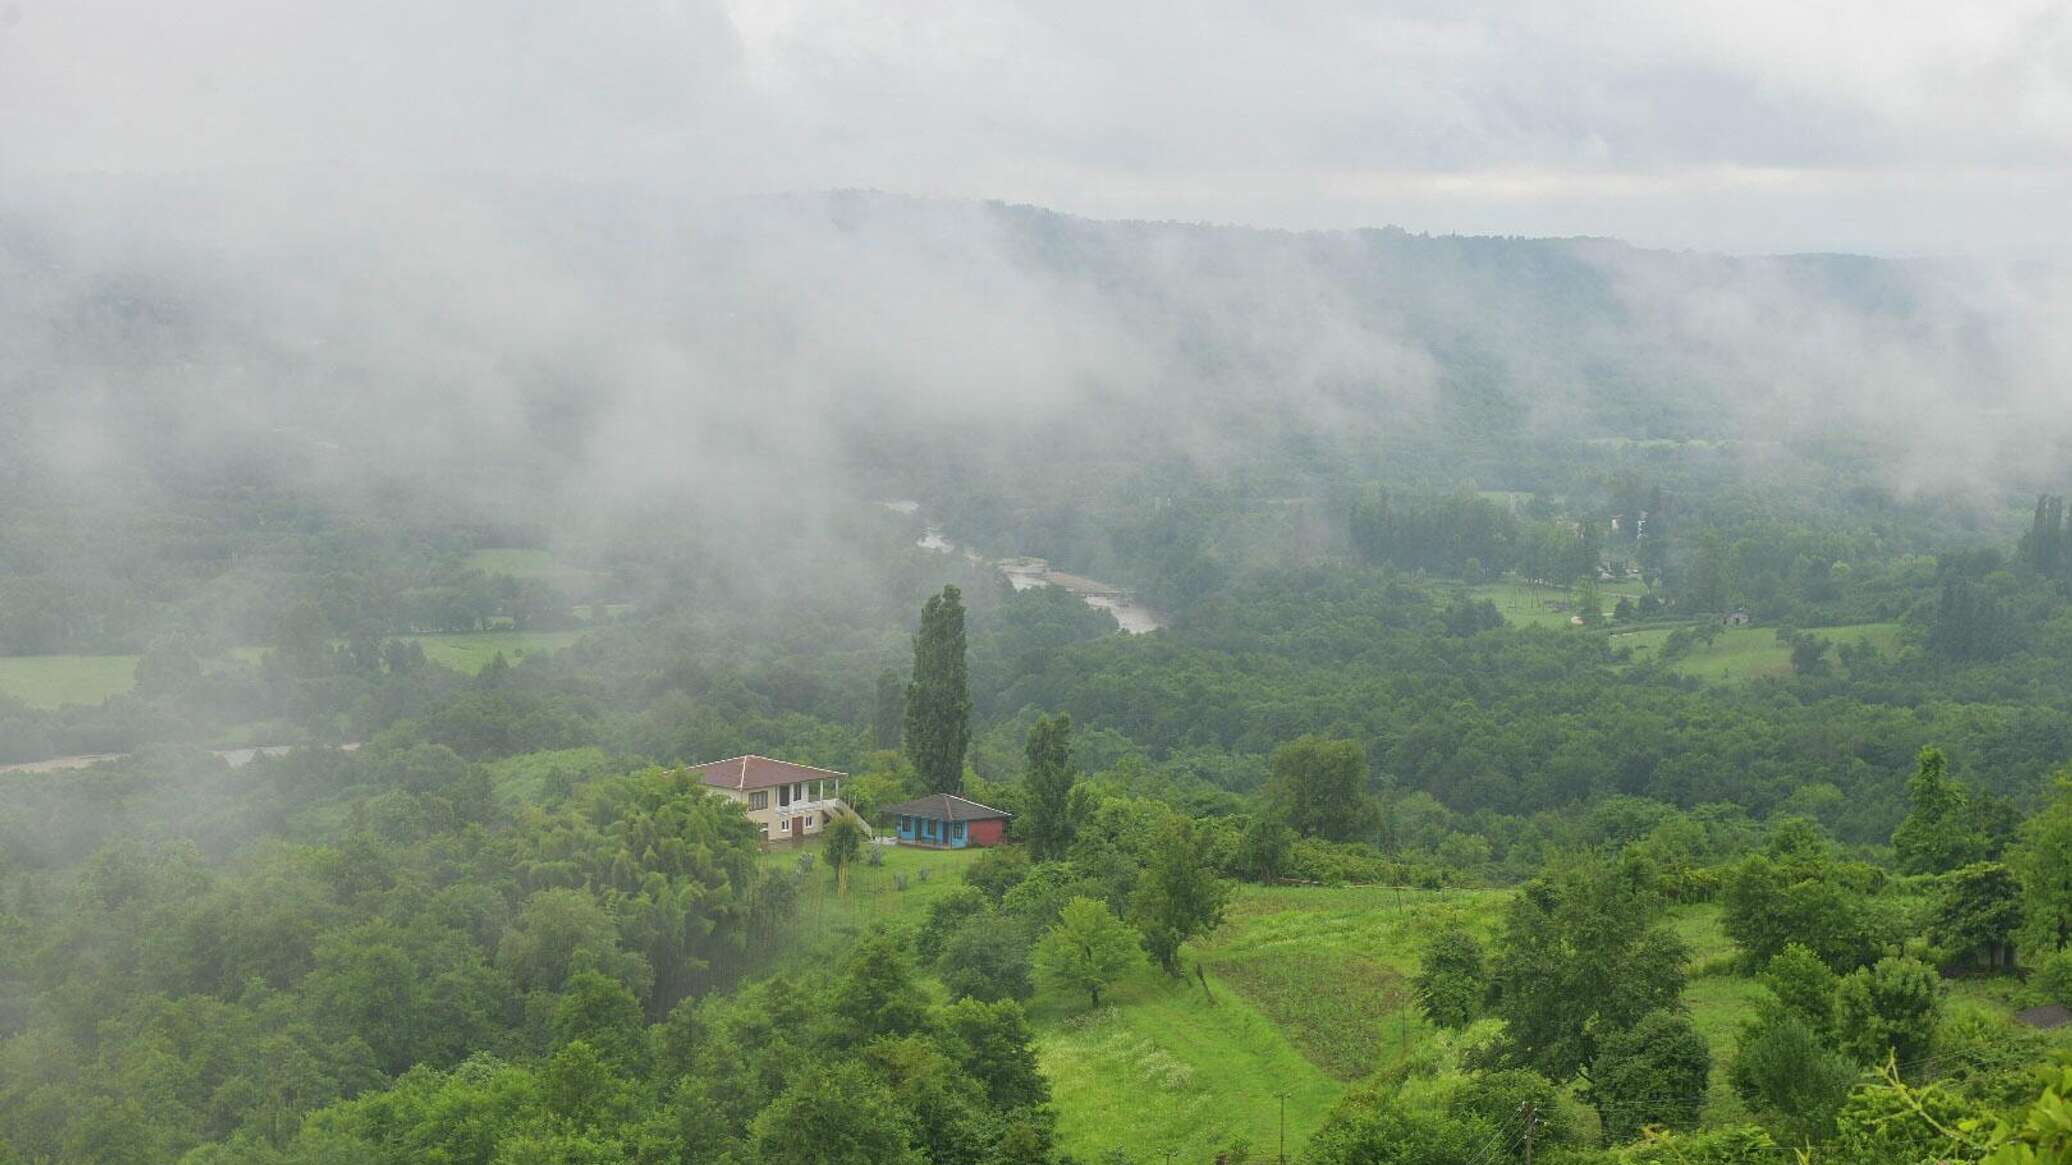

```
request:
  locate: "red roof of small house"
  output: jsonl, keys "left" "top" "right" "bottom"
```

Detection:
{"left": 881, "top": 793, "right": 1011, "bottom": 822}
{"left": 692, "top": 755, "right": 846, "bottom": 792}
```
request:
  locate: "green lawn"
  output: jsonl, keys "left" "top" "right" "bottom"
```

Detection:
{"left": 0, "top": 654, "right": 141, "bottom": 709}
{"left": 1469, "top": 579, "right": 1649, "bottom": 629}
{"left": 1613, "top": 623, "right": 1904, "bottom": 682}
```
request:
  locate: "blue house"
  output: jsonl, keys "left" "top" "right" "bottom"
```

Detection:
{"left": 883, "top": 793, "right": 1011, "bottom": 848}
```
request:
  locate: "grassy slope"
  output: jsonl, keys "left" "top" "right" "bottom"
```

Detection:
{"left": 1613, "top": 623, "right": 1904, "bottom": 681}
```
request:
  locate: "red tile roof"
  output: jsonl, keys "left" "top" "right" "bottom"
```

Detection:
{"left": 692, "top": 754, "right": 846, "bottom": 792}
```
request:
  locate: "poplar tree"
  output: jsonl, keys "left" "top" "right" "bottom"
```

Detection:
{"left": 1022, "top": 713, "right": 1076, "bottom": 860}
{"left": 904, "top": 586, "right": 971, "bottom": 794}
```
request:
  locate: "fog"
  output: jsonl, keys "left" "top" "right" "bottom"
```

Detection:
{"left": 2, "top": 0, "right": 2069, "bottom": 551}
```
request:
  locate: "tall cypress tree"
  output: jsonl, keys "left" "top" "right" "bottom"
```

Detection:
{"left": 1022, "top": 713, "right": 1076, "bottom": 860}
{"left": 904, "top": 586, "right": 971, "bottom": 794}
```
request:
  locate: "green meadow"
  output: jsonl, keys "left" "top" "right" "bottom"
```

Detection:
{"left": 0, "top": 654, "right": 140, "bottom": 709}
{"left": 1614, "top": 622, "right": 1904, "bottom": 681}
{"left": 0, "top": 630, "right": 585, "bottom": 710}
{"left": 1469, "top": 578, "right": 1649, "bottom": 629}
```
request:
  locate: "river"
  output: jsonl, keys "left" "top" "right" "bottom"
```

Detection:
{"left": 0, "top": 741, "right": 361, "bottom": 776}
{"left": 887, "top": 504, "right": 1167, "bottom": 633}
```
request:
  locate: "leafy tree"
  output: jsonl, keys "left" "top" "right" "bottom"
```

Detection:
{"left": 1720, "top": 851, "right": 1888, "bottom": 971}
{"left": 1834, "top": 956, "right": 1941, "bottom": 1069}
{"left": 1587, "top": 1010, "right": 1711, "bottom": 1142}
{"left": 1759, "top": 944, "right": 1838, "bottom": 1037}
{"left": 827, "top": 931, "right": 930, "bottom": 1042}
{"left": 1486, "top": 853, "right": 1689, "bottom": 1077}
{"left": 1262, "top": 736, "right": 1377, "bottom": 843}
{"left": 1231, "top": 813, "right": 1294, "bottom": 882}
{"left": 1413, "top": 925, "right": 1486, "bottom": 1030}
{"left": 905, "top": 586, "right": 972, "bottom": 794}
{"left": 1130, "top": 817, "right": 1230, "bottom": 975}
{"left": 750, "top": 1060, "right": 922, "bottom": 1165}
{"left": 917, "top": 886, "right": 993, "bottom": 961}
{"left": 1446, "top": 1069, "right": 1577, "bottom": 1161}
{"left": 1892, "top": 746, "right": 1989, "bottom": 875}
{"left": 1727, "top": 1009, "right": 1856, "bottom": 1145}
{"left": 551, "top": 971, "right": 649, "bottom": 1074}
{"left": 1931, "top": 861, "right": 2023, "bottom": 970}
{"left": 936, "top": 916, "right": 1035, "bottom": 1003}
{"left": 823, "top": 817, "right": 864, "bottom": 895}
{"left": 937, "top": 998, "right": 1049, "bottom": 1111}
{"left": 1302, "top": 1086, "right": 1488, "bottom": 1165}
{"left": 1021, "top": 713, "right": 1077, "bottom": 862}
{"left": 1034, "top": 897, "right": 1144, "bottom": 1008}
{"left": 2011, "top": 772, "right": 2072, "bottom": 958}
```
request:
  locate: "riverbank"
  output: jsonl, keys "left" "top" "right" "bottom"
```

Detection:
{"left": 888, "top": 504, "right": 1167, "bottom": 633}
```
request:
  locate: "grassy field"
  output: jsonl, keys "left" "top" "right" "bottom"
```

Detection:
{"left": 467, "top": 548, "right": 614, "bottom": 592}
{"left": 1613, "top": 623, "right": 1904, "bottom": 681}
{"left": 0, "top": 630, "right": 586, "bottom": 710}
{"left": 0, "top": 654, "right": 140, "bottom": 709}
{"left": 1469, "top": 578, "right": 1649, "bottom": 629}
{"left": 408, "top": 630, "right": 586, "bottom": 672}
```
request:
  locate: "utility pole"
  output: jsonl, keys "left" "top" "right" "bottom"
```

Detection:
{"left": 1276, "top": 1090, "right": 1289, "bottom": 1164}
{"left": 1521, "top": 1101, "right": 1539, "bottom": 1165}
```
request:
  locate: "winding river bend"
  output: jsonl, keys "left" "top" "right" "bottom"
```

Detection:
{"left": 886, "top": 503, "right": 1166, "bottom": 634}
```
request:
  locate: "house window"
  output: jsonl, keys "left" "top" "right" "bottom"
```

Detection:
{"left": 953, "top": 821, "right": 966, "bottom": 841}
{"left": 749, "top": 791, "right": 768, "bottom": 810}
{"left": 778, "top": 785, "right": 791, "bottom": 807}
{"left": 899, "top": 815, "right": 911, "bottom": 833}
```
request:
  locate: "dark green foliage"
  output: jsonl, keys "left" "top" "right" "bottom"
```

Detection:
{"left": 1413, "top": 926, "right": 1486, "bottom": 1030}
{"left": 827, "top": 931, "right": 931, "bottom": 1043}
{"left": 2010, "top": 773, "right": 2072, "bottom": 957}
{"left": 917, "top": 885, "right": 992, "bottom": 961}
{"left": 874, "top": 668, "right": 904, "bottom": 750}
{"left": 905, "top": 586, "right": 973, "bottom": 794}
{"left": 1759, "top": 944, "right": 1839, "bottom": 1036}
{"left": 1130, "top": 817, "right": 1231, "bottom": 975}
{"left": 1230, "top": 813, "right": 1294, "bottom": 882}
{"left": 1447, "top": 1069, "right": 1577, "bottom": 1160}
{"left": 962, "top": 845, "right": 1032, "bottom": 904}
{"left": 1021, "top": 713, "right": 1077, "bottom": 861}
{"left": 1891, "top": 747, "right": 1990, "bottom": 876}
{"left": 1720, "top": 848, "right": 1892, "bottom": 971}
{"left": 1487, "top": 853, "right": 1689, "bottom": 1078}
{"left": 936, "top": 916, "right": 1035, "bottom": 1003}
{"left": 1930, "top": 862, "right": 2023, "bottom": 970}
{"left": 1587, "top": 1011, "right": 1711, "bottom": 1142}
{"left": 1262, "top": 737, "right": 1376, "bottom": 843}
{"left": 823, "top": 816, "right": 865, "bottom": 890}
{"left": 1727, "top": 1009, "right": 1855, "bottom": 1145}
{"left": 1301, "top": 1086, "right": 1490, "bottom": 1165}
{"left": 1833, "top": 956, "right": 1941, "bottom": 1069}
{"left": 750, "top": 1060, "right": 923, "bottom": 1165}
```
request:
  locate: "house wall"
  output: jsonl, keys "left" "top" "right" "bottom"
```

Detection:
{"left": 715, "top": 782, "right": 839, "bottom": 842}
{"left": 895, "top": 814, "right": 1004, "bottom": 848}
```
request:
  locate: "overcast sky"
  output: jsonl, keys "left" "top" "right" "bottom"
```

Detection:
{"left": 3, "top": 0, "right": 2068, "bottom": 256}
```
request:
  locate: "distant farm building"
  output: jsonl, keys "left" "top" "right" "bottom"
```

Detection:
{"left": 883, "top": 793, "right": 1011, "bottom": 848}
{"left": 1722, "top": 610, "right": 1752, "bottom": 626}
{"left": 692, "top": 754, "right": 863, "bottom": 843}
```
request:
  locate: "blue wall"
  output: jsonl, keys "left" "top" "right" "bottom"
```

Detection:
{"left": 896, "top": 815, "right": 969, "bottom": 848}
